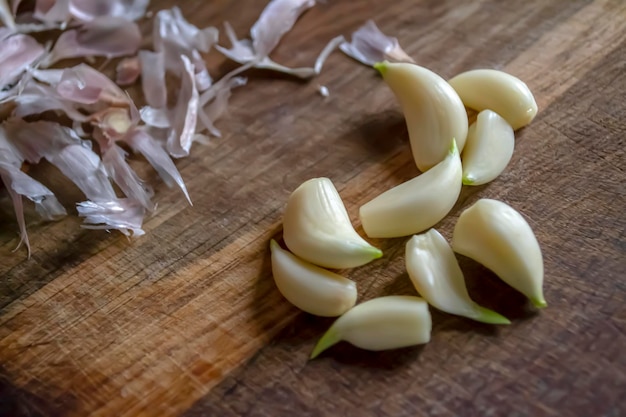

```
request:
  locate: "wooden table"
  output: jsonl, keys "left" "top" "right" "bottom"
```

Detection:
{"left": 1, "top": 0, "right": 625, "bottom": 416}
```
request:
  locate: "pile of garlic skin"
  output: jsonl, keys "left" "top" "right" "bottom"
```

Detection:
{"left": 1, "top": 0, "right": 411, "bottom": 257}
{"left": 270, "top": 61, "right": 545, "bottom": 359}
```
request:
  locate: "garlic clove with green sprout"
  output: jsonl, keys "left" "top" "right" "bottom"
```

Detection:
{"left": 374, "top": 61, "right": 468, "bottom": 171}
{"left": 270, "top": 240, "right": 357, "bottom": 317}
{"left": 405, "top": 229, "right": 510, "bottom": 324}
{"left": 448, "top": 69, "right": 538, "bottom": 130}
{"left": 283, "top": 177, "right": 382, "bottom": 269}
{"left": 452, "top": 199, "right": 546, "bottom": 308}
{"left": 310, "top": 295, "right": 431, "bottom": 358}
{"left": 359, "top": 140, "right": 462, "bottom": 238}
{"left": 462, "top": 109, "right": 515, "bottom": 186}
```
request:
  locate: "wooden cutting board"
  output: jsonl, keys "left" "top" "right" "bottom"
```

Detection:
{"left": 1, "top": 0, "right": 625, "bottom": 416}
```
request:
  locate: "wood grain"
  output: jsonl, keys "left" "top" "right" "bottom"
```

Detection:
{"left": 1, "top": 0, "right": 625, "bottom": 416}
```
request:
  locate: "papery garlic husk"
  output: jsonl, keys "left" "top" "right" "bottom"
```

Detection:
{"left": 310, "top": 296, "right": 431, "bottom": 358}
{"left": 359, "top": 141, "right": 462, "bottom": 238}
{"left": 270, "top": 240, "right": 357, "bottom": 317}
{"left": 283, "top": 177, "right": 382, "bottom": 269}
{"left": 406, "top": 229, "right": 510, "bottom": 324}
{"left": 375, "top": 61, "right": 468, "bottom": 171}
{"left": 448, "top": 69, "right": 538, "bottom": 130}
{"left": 452, "top": 199, "right": 546, "bottom": 308}
{"left": 0, "top": 0, "right": 16, "bottom": 30}
{"left": 462, "top": 109, "right": 515, "bottom": 186}
{"left": 339, "top": 20, "right": 414, "bottom": 66}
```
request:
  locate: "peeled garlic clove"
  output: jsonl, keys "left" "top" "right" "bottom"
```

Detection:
{"left": 452, "top": 199, "right": 546, "bottom": 308}
{"left": 406, "top": 229, "right": 510, "bottom": 324}
{"left": 359, "top": 141, "right": 462, "bottom": 238}
{"left": 462, "top": 109, "right": 515, "bottom": 186}
{"left": 270, "top": 240, "right": 357, "bottom": 317}
{"left": 283, "top": 177, "right": 382, "bottom": 269}
{"left": 375, "top": 61, "right": 468, "bottom": 171}
{"left": 310, "top": 295, "right": 431, "bottom": 358}
{"left": 448, "top": 69, "right": 538, "bottom": 130}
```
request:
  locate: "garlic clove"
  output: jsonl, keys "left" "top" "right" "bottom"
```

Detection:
{"left": 448, "top": 69, "right": 538, "bottom": 130}
{"left": 462, "top": 109, "right": 515, "bottom": 186}
{"left": 359, "top": 141, "right": 462, "bottom": 238}
{"left": 310, "top": 295, "right": 431, "bottom": 358}
{"left": 283, "top": 177, "right": 382, "bottom": 269}
{"left": 405, "top": 229, "right": 510, "bottom": 324}
{"left": 270, "top": 240, "right": 357, "bottom": 317}
{"left": 374, "top": 61, "right": 468, "bottom": 171}
{"left": 452, "top": 199, "right": 546, "bottom": 308}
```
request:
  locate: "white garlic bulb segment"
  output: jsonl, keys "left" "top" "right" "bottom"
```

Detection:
{"left": 310, "top": 295, "right": 432, "bottom": 358}
{"left": 270, "top": 240, "right": 357, "bottom": 317}
{"left": 359, "top": 141, "right": 462, "bottom": 238}
{"left": 452, "top": 199, "right": 546, "bottom": 308}
{"left": 283, "top": 177, "right": 382, "bottom": 269}
{"left": 448, "top": 69, "right": 538, "bottom": 130}
{"left": 462, "top": 109, "right": 515, "bottom": 186}
{"left": 375, "top": 61, "right": 468, "bottom": 171}
{"left": 405, "top": 229, "right": 510, "bottom": 324}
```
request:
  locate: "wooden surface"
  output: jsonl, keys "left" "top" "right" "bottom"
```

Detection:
{"left": 1, "top": 0, "right": 625, "bottom": 416}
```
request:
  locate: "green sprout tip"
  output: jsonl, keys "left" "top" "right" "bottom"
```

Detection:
{"left": 309, "top": 326, "right": 341, "bottom": 359}
{"left": 474, "top": 306, "right": 511, "bottom": 325}
{"left": 373, "top": 61, "right": 389, "bottom": 76}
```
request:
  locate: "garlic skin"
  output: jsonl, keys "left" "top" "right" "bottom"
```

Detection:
{"left": 448, "top": 69, "right": 538, "bottom": 130}
{"left": 310, "top": 296, "right": 431, "bottom": 358}
{"left": 375, "top": 61, "right": 468, "bottom": 171}
{"left": 283, "top": 177, "right": 382, "bottom": 269}
{"left": 405, "top": 229, "right": 510, "bottom": 324}
{"left": 270, "top": 240, "right": 357, "bottom": 317}
{"left": 339, "top": 20, "right": 414, "bottom": 66}
{"left": 452, "top": 199, "right": 546, "bottom": 308}
{"left": 462, "top": 109, "right": 515, "bottom": 186}
{"left": 359, "top": 141, "right": 462, "bottom": 238}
